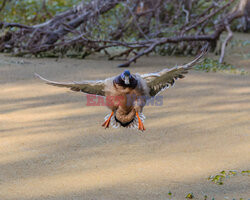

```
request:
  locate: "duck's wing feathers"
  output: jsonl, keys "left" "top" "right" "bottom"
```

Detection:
{"left": 35, "top": 73, "right": 105, "bottom": 96}
{"left": 141, "top": 48, "right": 207, "bottom": 97}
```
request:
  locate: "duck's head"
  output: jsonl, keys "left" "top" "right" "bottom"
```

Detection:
{"left": 121, "top": 70, "right": 131, "bottom": 85}
{"left": 114, "top": 70, "right": 137, "bottom": 89}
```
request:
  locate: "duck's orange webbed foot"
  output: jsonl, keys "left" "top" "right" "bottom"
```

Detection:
{"left": 102, "top": 111, "right": 114, "bottom": 129}
{"left": 136, "top": 112, "right": 146, "bottom": 131}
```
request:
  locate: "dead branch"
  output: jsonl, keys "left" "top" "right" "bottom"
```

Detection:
{"left": 219, "top": 22, "right": 233, "bottom": 63}
{"left": 181, "top": 0, "right": 235, "bottom": 34}
{"left": 182, "top": 5, "right": 190, "bottom": 25}
{"left": 118, "top": 42, "right": 158, "bottom": 67}
{"left": 0, "top": 0, "right": 248, "bottom": 67}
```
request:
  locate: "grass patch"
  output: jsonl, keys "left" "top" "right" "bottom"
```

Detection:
{"left": 194, "top": 58, "right": 248, "bottom": 75}
{"left": 208, "top": 170, "right": 250, "bottom": 185}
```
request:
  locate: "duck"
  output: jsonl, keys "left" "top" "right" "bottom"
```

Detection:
{"left": 35, "top": 49, "right": 206, "bottom": 131}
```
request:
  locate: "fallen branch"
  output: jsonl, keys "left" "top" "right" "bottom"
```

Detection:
{"left": 0, "top": 0, "right": 248, "bottom": 67}
{"left": 118, "top": 42, "right": 158, "bottom": 67}
{"left": 219, "top": 22, "right": 233, "bottom": 63}
{"left": 181, "top": 0, "right": 235, "bottom": 34}
{"left": 0, "top": 22, "right": 33, "bottom": 29}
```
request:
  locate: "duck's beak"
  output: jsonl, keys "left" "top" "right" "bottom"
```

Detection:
{"left": 124, "top": 76, "right": 130, "bottom": 85}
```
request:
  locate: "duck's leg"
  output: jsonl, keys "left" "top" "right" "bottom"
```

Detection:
{"left": 136, "top": 112, "right": 146, "bottom": 131}
{"left": 102, "top": 111, "right": 114, "bottom": 128}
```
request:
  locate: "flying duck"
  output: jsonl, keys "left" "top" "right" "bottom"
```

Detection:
{"left": 35, "top": 49, "right": 206, "bottom": 131}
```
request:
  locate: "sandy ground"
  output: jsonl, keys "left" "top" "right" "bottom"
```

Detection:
{"left": 0, "top": 37, "right": 250, "bottom": 199}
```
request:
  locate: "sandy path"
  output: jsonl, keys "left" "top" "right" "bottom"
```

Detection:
{"left": 0, "top": 50, "right": 249, "bottom": 200}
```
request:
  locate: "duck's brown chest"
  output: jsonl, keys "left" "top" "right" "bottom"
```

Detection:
{"left": 105, "top": 83, "right": 138, "bottom": 111}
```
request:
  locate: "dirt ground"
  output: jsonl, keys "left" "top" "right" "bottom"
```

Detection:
{"left": 0, "top": 35, "right": 250, "bottom": 200}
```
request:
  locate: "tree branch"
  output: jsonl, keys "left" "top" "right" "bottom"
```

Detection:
{"left": 0, "top": 0, "right": 9, "bottom": 12}
{"left": 219, "top": 23, "right": 233, "bottom": 63}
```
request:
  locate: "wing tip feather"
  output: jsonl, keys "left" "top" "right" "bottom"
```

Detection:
{"left": 184, "top": 43, "right": 209, "bottom": 68}
{"left": 34, "top": 72, "right": 49, "bottom": 82}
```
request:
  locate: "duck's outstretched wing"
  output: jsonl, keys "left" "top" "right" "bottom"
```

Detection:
{"left": 141, "top": 47, "right": 207, "bottom": 97}
{"left": 35, "top": 73, "right": 105, "bottom": 96}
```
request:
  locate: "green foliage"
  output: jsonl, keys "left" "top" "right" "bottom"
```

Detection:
{"left": 208, "top": 170, "right": 249, "bottom": 185}
{"left": 208, "top": 173, "right": 226, "bottom": 185}
{"left": 230, "top": 39, "right": 250, "bottom": 48}
{"left": 166, "top": 191, "right": 173, "bottom": 200}
{"left": 230, "top": 39, "right": 250, "bottom": 59}
{"left": 194, "top": 58, "right": 248, "bottom": 75}
{"left": 185, "top": 192, "right": 194, "bottom": 199}
{"left": 241, "top": 170, "right": 250, "bottom": 176}
{"left": 0, "top": 0, "right": 247, "bottom": 59}
{"left": 0, "top": 0, "right": 82, "bottom": 25}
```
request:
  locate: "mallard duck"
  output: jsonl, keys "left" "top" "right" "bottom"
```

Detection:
{"left": 35, "top": 50, "right": 206, "bottom": 131}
